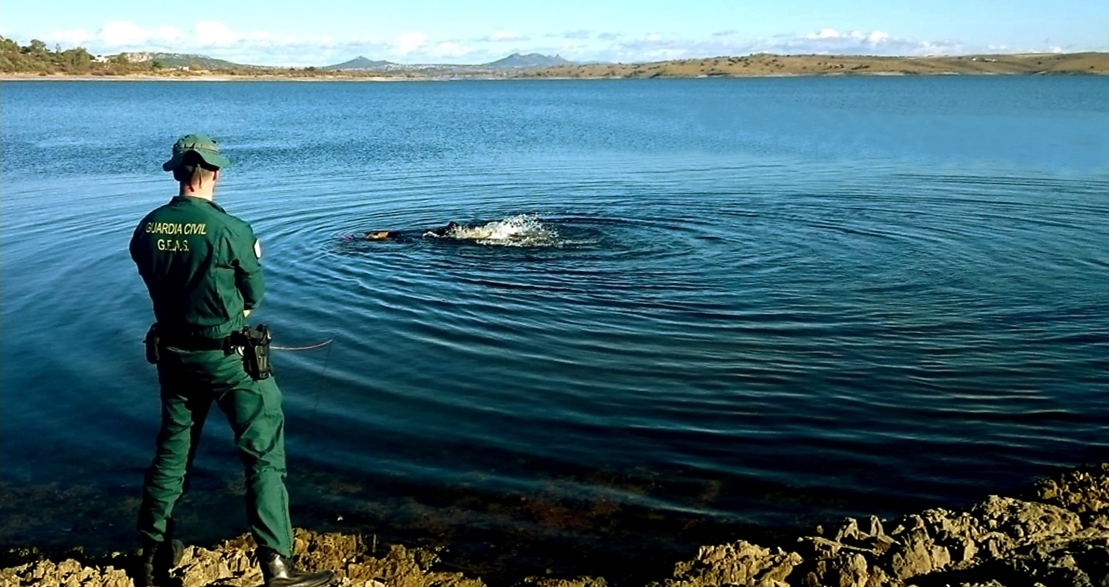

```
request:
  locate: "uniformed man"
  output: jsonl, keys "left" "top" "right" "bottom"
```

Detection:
{"left": 130, "top": 134, "right": 334, "bottom": 587}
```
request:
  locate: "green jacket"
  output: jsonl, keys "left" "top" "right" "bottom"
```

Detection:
{"left": 130, "top": 196, "right": 264, "bottom": 339}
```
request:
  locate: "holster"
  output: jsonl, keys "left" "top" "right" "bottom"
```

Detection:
{"left": 231, "top": 324, "right": 274, "bottom": 380}
{"left": 144, "top": 324, "right": 160, "bottom": 364}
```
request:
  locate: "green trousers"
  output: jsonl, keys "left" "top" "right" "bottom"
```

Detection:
{"left": 137, "top": 346, "right": 294, "bottom": 557}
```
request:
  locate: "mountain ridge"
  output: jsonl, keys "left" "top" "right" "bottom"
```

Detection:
{"left": 319, "top": 52, "right": 577, "bottom": 71}
{"left": 483, "top": 52, "right": 574, "bottom": 68}
{"left": 323, "top": 56, "right": 396, "bottom": 70}
{"left": 120, "top": 52, "right": 254, "bottom": 70}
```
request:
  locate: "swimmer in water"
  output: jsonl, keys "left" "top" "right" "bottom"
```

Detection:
{"left": 362, "top": 222, "right": 459, "bottom": 240}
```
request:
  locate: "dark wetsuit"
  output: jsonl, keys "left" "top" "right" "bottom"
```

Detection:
{"left": 364, "top": 221, "right": 459, "bottom": 241}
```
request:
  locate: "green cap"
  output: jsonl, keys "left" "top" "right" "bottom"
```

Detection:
{"left": 162, "top": 133, "right": 230, "bottom": 171}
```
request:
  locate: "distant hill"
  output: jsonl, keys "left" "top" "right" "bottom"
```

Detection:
{"left": 121, "top": 52, "right": 252, "bottom": 70}
{"left": 527, "top": 52, "right": 1109, "bottom": 79}
{"left": 484, "top": 53, "right": 573, "bottom": 68}
{"left": 324, "top": 56, "right": 395, "bottom": 70}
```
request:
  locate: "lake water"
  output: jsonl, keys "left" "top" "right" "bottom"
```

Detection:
{"left": 2, "top": 77, "right": 1107, "bottom": 580}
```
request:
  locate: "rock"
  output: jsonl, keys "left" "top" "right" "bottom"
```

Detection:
{"left": 0, "top": 558, "right": 131, "bottom": 587}
{"left": 971, "top": 496, "right": 1082, "bottom": 550}
{"left": 805, "top": 552, "right": 869, "bottom": 587}
{"left": 932, "top": 530, "right": 1109, "bottom": 587}
{"left": 789, "top": 469, "right": 1100, "bottom": 585}
{"left": 515, "top": 576, "right": 608, "bottom": 587}
{"left": 951, "top": 537, "right": 979, "bottom": 564}
{"left": 834, "top": 519, "right": 860, "bottom": 543}
{"left": 797, "top": 537, "right": 843, "bottom": 559}
{"left": 886, "top": 527, "right": 942, "bottom": 579}
{"left": 864, "top": 516, "right": 885, "bottom": 539}
{"left": 0, "top": 529, "right": 484, "bottom": 587}
{"left": 3, "top": 463, "right": 1108, "bottom": 587}
{"left": 287, "top": 531, "right": 483, "bottom": 587}
{"left": 784, "top": 468, "right": 1105, "bottom": 585}
{"left": 865, "top": 534, "right": 897, "bottom": 556}
{"left": 175, "top": 542, "right": 255, "bottom": 587}
{"left": 650, "top": 540, "right": 803, "bottom": 587}
{"left": 1026, "top": 463, "right": 1109, "bottom": 516}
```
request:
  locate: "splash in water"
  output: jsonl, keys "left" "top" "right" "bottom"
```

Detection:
{"left": 340, "top": 215, "right": 564, "bottom": 247}
{"left": 424, "top": 215, "right": 560, "bottom": 247}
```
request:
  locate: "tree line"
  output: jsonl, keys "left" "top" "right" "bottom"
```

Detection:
{"left": 1, "top": 36, "right": 166, "bottom": 75}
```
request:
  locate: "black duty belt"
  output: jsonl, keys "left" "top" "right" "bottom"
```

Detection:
{"left": 160, "top": 334, "right": 228, "bottom": 351}
{"left": 145, "top": 324, "right": 274, "bottom": 380}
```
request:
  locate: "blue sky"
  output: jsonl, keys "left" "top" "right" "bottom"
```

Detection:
{"left": 3, "top": 0, "right": 1106, "bottom": 66}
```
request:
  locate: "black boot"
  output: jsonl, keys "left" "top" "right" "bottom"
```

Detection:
{"left": 136, "top": 538, "right": 157, "bottom": 587}
{"left": 258, "top": 548, "right": 334, "bottom": 587}
{"left": 135, "top": 536, "right": 184, "bottom": 587}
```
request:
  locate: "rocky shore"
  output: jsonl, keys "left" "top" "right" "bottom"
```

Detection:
{"left": 3, "top": 463, "right": 1106, "bottom": 587}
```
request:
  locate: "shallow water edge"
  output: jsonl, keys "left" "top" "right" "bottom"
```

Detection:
{"left": 3, "top": 462, "right": 1107, "bottom": 586}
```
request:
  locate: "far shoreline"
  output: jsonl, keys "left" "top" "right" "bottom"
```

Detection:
{"left": 3, "top": 51, "right": 1108, "bottom": 82}
{"left": 3, "top": 71, "right": 1107, "bottom": 83}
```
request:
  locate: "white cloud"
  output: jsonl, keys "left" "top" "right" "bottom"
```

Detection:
{"left": 804, "top": 28, "right": 889, "bottom": 45}
{"left": 397, "top": 32, "right": 427, "bottom": 53}
{"left": 19, "top": 19, "right": 1098, "bottom": 68}
{"left": 48, "top": 29, "right": 91, "bottom": 46}
{"left": 868, "top": 31, "right": 890, "bottom": 44}
{"left": 430, "top": 41, "right": 470, "bottom": 58}
{"left": 102, "top": 20, "right": 148, "bottom": 47}
{"left": 488, "top": 30, "right": 526, "bottom": 42}
{"left": 195, "top": 21, "right": 239, "bottom": 46}
{"left": 156, "top": 26, "right": 183, "bottom": 44}
{"left": 586, "top": 27, "right": 973, "bottom": 63}
{"left": 785, "top": 28, "right": 909, "bottom": 54}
